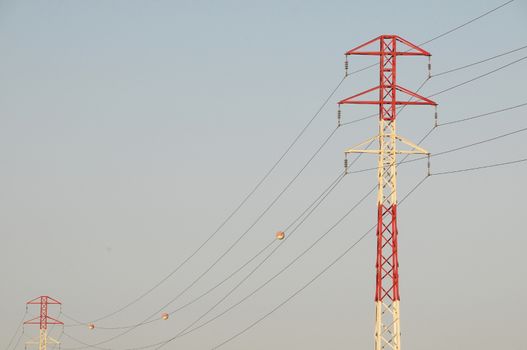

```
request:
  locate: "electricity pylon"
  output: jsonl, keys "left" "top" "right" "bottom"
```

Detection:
{"left": 339, "top": 35, "right": 437, "bottom": 350}
{"left": 24, "top": 296, "right": 63, "bottom": 350}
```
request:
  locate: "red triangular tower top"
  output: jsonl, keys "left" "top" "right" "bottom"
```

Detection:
{"left": 345, "top": 35, "right": 431, "bottom": 56}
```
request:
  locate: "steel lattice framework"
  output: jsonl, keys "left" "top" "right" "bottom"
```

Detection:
{"left": 339, "top": 35, "right": 437, "bottom": 350}
{"left": 24, "top": 296, "right": 63, "bottom": 350}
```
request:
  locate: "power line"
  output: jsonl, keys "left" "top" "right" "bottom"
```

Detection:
{"left": 77, "top": 168, "right": 365, "bottom": 336}
{"left": 64, "top": 243, "right": 276, "bottom": 331}
{"left": 418, "top": 0, "right": 515, "bottom": 46}
{"left": 4, "top": 309, "right": 27, "bottom": 350}
{"left": 433, "top": 44, "right": 527, "bottom": 77}
{"left": 403, "top": 102, "right": 527, "bottom": 168}
{"left": 164, "top": 170, "right": 350, "bottom": 319}
{"left": 347, "top": 0, "right": 515, "bottom": 75}
{"left": 67, "top": 74, "right": 349, "bottom": 326}
{"left": 10, "top": 330, "right": 25, "bottom": 350}
{"left": 428, "top": 54, "right": 527, "bottom": 98}
{"left": 438, "top": 101, "right": 527, "bottom": 126}
{"left": 432, "top": 156, "right": 527, "bottom": 175}
{"left": 433, "top": 126, "right": 527, "bottom": 157}
{"left": 63, "top": 168, "right": 348, "bottom": 332}
{"left": 141, "top": 128, "right": 338, "bottom": 320}
{"left": 60, "top": 164, "right": 353, "bottom": 348}
{"left": 156, "top": 173, "right": 352, "bottom": 348}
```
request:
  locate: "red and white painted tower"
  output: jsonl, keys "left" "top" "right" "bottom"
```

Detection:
{"left": 24, "top": 296, "right": 63, "bottom": 350}
{"left": 339, "top": 35, "right": 436, "bottom": 350}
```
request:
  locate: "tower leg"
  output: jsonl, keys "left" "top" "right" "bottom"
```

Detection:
{"left": 39, "top": 329, "right": 47, "bottom": 350}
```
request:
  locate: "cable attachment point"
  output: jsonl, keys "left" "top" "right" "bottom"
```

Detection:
{"left": 427, "top": 154, "right": 431, "bottom": 177}
{"left": 337, "top": 106, "right": 342, "bottom": 127}
{"left": 434, "top": 106, "right": 438, "bottom": 127}
{"left": 428, "top": 56, "right": 432, "bottom": 79}
{"left": 345, "top": 55, "right": 349, "bottom": 77}
{"left": 344, "top": 154, "right": 349, "bottom": 174}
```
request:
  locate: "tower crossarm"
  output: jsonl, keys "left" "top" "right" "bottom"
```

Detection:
{"left": 26, "top": 336, "right": 59, "bottom": 347}
{"left": 338, "top": 85, "right": 437, "bottom": 106}
{"left": 345, "top": 134, "right": 429, "bottom": 155}
{"left": 24, "top": 316, "right": 63, "bottom": 326}
{"left": 26, "top": 296, "right": 61, "bottom": 305}
{"left": 345, "top": 35, "right": 431, "bottom": 56}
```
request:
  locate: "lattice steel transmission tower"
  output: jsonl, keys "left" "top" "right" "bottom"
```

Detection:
{"left": 24, "top": 296, "right": 63, "bottom": 350}
{"left": 339, "top": 35, "right": 437, "bottom": 350}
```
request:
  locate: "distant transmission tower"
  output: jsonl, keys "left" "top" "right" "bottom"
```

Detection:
{"left": 24, "top": 296, "right": 63, "bottom": 350}
{"left": 339, "top": 35, "right": 437, "bottom": 350}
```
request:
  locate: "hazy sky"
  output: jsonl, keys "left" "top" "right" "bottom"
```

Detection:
{"left": 1, "top": 1, "right": 526, "bottom": 350}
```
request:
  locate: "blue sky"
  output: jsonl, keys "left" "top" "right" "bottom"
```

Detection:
{"left": 1, "top": 1, "right": 526, "bottom": 349}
